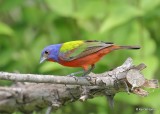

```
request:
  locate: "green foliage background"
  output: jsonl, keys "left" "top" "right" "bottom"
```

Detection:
{"left": 0, "top": 0, "right": 160, "bottom": 114}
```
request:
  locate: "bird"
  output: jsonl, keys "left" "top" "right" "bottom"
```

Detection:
{"left": 40, "top": 40, "right": 140, "bottom": 76}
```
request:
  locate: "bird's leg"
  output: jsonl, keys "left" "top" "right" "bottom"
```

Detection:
{"left": 82, "top": 64, "right": 95, "bottom": 77}
{"left": 67, "top": 70, "right": 86, "bottom": 81}
{"left": 67, "top": 65, "right": 95, "bottom": 77}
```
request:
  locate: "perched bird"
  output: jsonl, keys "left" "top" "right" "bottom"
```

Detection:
{"left": 40, "top": 40, "right": 140, "bottom": 76}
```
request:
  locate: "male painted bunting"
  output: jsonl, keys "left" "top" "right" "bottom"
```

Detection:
{"left": 40, "top": 40, "right": 140, "bottom": 76}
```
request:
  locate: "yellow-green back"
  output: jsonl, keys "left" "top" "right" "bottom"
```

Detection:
{"left": 60, "top": 40, "right": 84, "bottom": 53}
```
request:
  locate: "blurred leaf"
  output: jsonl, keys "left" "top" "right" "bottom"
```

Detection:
{"left": 100, "top": 5, "right": 142, "bottom": 33}
{"left": 74, "top": 0, "right": 107, "bottom": 19}
{"left": 135, "top": 56, "right": 158, "bottom": 79}
{"left": 0, "top": 22, "right": 14, "bottom": 36}
{"left": 23, "top": 6, "right": 44, "bottom": 25}
{"left": 0, "top": 50, "right": 12, "bottom": 66}
{"left": 116, "top": 93, "right": 140, "bottom": 105}
{"left": 142, "top": 88, "right": 160, "bottom": 107}
{"left": 141, "top": 0, "right": 160, "bottom": 13}
{"left": 0, "top": 0, "right": 23, "bottom": 12}
{"left": 46, "top": 0, "right": 74, "bottom": 16}
{"left": 133, "top": 28, "right": 158, "bottom": 79}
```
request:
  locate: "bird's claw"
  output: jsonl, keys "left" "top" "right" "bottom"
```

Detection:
{"left": 67, "top": 74, "right": 78, "bottom": 82}
{"left": 85, "top": 76, "right": 91, "bottom": 81}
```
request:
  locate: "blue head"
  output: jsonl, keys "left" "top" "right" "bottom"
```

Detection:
{"left": 40, "top": 44, "right": 62, "bottom": 63}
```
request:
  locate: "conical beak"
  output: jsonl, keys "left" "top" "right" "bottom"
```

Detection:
{"left": 40, "top": 56, "right": 47, "bottom": 64}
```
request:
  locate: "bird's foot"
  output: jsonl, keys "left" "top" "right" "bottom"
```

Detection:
{"left": 67, "top": 71, "right": 84, "bottom": 81}
{"left": 67, "top": 74, "right": 78, "bottom": 82}
{"left": 80, "top": 72, "right": 92, "bottom": 81}
{"left": 85, "top": 76, "right": 92, "bottom": 81}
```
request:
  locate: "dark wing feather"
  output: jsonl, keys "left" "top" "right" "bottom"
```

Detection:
{"left": 59, "top": 40, "right": 113, "bottom": 61}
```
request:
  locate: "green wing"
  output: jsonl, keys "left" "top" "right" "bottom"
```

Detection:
{"left": 59, "top": 40, "right": 113, "bottom": 61}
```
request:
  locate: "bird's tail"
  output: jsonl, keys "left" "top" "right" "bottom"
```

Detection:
{"left": 101, "top": 45, "right": 141, "bottom": 55}
{"left": 118, "top": 45, "right": 141, "bottom": 50}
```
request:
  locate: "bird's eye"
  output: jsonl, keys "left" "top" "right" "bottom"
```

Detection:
{"left": 45, "top": 51, "right": 49, "bottom": 54}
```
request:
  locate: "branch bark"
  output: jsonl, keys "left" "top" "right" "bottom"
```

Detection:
{"left": 0, "top": 58, "right": 159, "bottom": 113}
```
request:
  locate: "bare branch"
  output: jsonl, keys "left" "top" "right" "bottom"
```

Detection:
{"left": 0, "top": 58, "right": 158, "bottom": 113}
{"left": 0, "top": 58, "right": 133, "bottom": 85}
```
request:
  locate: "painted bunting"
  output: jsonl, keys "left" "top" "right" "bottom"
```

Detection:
{"left": 40, "top": 40, "right": 140, "bottom": 76}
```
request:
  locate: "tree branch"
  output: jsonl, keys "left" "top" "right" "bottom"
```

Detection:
{"left": 0, "top": 58, "right": 159, "bottom": 113}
